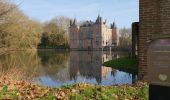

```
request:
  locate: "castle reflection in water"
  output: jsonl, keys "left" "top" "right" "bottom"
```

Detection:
{"left": 37, "top": 51, "right": 129, "bottom": 86}
{"left": 0, "top": 50, "right": 131, "bottom": 87}
{"left": 70, "top": 51, "right": 117, "bottom": 84}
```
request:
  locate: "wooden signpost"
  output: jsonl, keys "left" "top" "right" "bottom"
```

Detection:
{"left": 147, "top": 39, "right": 170, "bottom": 100}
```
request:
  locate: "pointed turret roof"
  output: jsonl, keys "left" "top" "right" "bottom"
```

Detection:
{"left": 70, "top": 18, "right": 77, "bottom": 27}
{"left": 111, "top": 22, "right": 117, "bottom": 29}
{"left": 73, "top": 18, "right": 77, "bottom": 25}
{"left": 95, "top": 15, "right": 102, "bottom": 24}
{"left": 70, "top": 20, "right": 72, "bottom": 26}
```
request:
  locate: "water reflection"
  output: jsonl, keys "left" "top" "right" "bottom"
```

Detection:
{"left": 0, "top": 51, "right": 41, "bottom": 77}
{"left": 0, "top": 50, "right": 135, "bottom": 87}
{"left": 70, "top": 51, "right": 112, "bottom": 84}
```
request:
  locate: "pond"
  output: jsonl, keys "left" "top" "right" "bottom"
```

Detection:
{"left": 0, "top": 50, "right": 137, "bottom": 87}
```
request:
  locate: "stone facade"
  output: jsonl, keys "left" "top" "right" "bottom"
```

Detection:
{"left": 69, "top": 16, "right": 119, "bottom": 50}
{"left": 139, "top": 0, "right": 170, "bottom": 79}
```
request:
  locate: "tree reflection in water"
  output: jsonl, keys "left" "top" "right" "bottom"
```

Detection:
{"left": 0, "top": 50, "right": 133, "bottom": 87}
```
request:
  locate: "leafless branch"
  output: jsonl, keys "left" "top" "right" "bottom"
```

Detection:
{"left": 0, "top": 0, "right": 24, "bottom": 17}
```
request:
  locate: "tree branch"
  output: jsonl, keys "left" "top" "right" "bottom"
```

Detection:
{"left": 0, "top": 0, "right": 24, "bottom": 17}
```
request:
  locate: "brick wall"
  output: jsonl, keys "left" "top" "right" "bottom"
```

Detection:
{"left": 139, "top": 0, "right": 170, "bottom": 79}
{"left": 160, "top": 0, "right": 170, "bottom": 34}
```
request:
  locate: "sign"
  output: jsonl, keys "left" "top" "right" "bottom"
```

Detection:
{"left": 148, "top": 39, "right": 170, "bottom": 86}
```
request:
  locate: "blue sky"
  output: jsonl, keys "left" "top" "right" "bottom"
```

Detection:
{"left": 13, "top": 0, "right": 139, "bottom": 28}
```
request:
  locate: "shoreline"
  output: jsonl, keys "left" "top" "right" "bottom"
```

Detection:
{"left": 0, "top": 48, "right": 130, "bottom": 52}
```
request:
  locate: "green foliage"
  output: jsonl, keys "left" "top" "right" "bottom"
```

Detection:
{"left": 2, "top": 85, "right": 8, "bottom": 92}
{"left": 0, "top": 80, "right": 148, "bottom": 100}
{"left": 0, "top": 85, "right": 18, "bottom": 99}
{"left": 81, "top": 87, "right": 93, "bottom": 97}
{"left": 39, "top": 32, "right": 49, "bottom": 48}
{"left": 62, "top": 84, "right": 74, "bottom": 89}
{"left": 38, "top": 16, "right": 70, "bottom": 49}
{"left": 137, "top": 85, "right": 149, "bottom": 100}
{"left": 46, "top": 93, "right": 55, "bottom": 100}
{"left": 103, "top": 57, "right": 138, "bottom": 74}
{"left": 69, "top": 83, "right": 148, "bottom": 100}
{"left": 71, "top": 93, "right": 83, "bottom": 100}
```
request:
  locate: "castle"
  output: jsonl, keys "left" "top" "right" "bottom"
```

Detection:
{"left": 69, "top": 15, "right": 119, "bottom": 50}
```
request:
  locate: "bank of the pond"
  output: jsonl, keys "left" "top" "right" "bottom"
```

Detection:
{"left": 103, "top": 57, "right": 138, "bottom": 74}
{"left": 0, "top": 78, "right": 148, "bottom": 100}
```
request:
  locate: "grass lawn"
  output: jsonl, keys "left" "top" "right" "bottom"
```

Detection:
{"left": 0, "top": 79, "right": 148, "bottom": 100}
{"left": 103, "top": 57, "right": 138, "bottom": 74}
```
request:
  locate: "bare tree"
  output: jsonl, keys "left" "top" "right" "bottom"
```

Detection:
{"left": 0, "top": 0, "right": 43, "bottom": 49}
{"left": 0, "top": 0, "right": 23, "bottom": 19}
{"left": 119, "top": 28, "right": 132, "bottom": 47}
{"left": 50, "top": 16, "right": 71, "bottom": 33}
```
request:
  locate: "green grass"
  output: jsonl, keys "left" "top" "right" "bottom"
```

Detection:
{"left": 0, "top": 80, "right": 148, "bottom": 100}
{"left": 69, "top": 83, "right": 148, "bottom": 100}
{"left": 0, "top": 85, "right": 18, "bottom": 100}
{"left": 103, "top": 57, "right": 138, "bottom": 74}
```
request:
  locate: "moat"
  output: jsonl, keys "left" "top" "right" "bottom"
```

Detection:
{"left": 0, "top": 50, "right": 137, "bottom": 87}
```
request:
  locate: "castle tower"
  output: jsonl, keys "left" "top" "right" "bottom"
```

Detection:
{"left": 100, "top": 17, "right": 112, "bottom": 48}
{"left": 111, "top": 22, "right": 119, "bottom": 46}
{"left": 93, "top": 15, "right": 103, "bottom": 49}
{"left": 69, "top": 16, "right": 118, "bottom": 50}
{"left": 69, "top": 18, "right": 79, "bottom": 49}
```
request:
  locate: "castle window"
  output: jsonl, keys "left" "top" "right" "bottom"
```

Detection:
{"left": 88, "top": 32, "right": 93, "bottom": 39}
{"left": 96, "top": 41, "right": 99, "bottom": 46}
{"left": 96, "top": 33, "right": 100, "bottom": 39}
